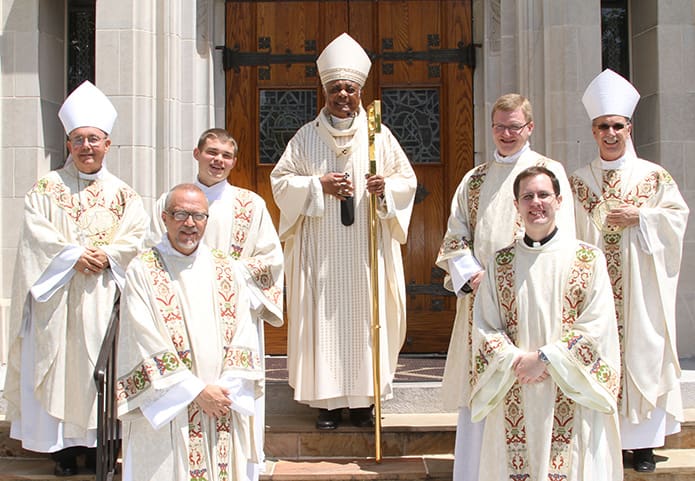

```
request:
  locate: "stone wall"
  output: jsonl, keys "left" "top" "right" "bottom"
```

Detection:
{"left": 0, "top": 0, "right": 67, "bottom": 359}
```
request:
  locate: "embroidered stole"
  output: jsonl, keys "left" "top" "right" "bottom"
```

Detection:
{"left": 570, "top": 167, "right": 665, "bottom": 404}
{"left": 463, "top": 156, "right": 551, "bottom": 391}
{"left": 228, "top": 189, "right": 255, "bottom": 259}
{"left": 138, "top": 248, "right": 248, "bottom": 481}
{"left": 228, "top": 189, "right": 283, "bottom": 309}
{"left": 492, "top": 244, "right": 596, "bottom": 480}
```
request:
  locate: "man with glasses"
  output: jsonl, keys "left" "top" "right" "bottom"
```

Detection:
{"left": 436, "top": 93, "right": 575, "bottom": 480}
{"left": 148, "top": 128, "right": 283, "bottom": 481}
{"left": 469, "top": 166, "right": 622, "bottom": 481}
{"left": 3, "top": 81, "right": 149, "bottom": 476}
{"left": 570, "top": 69, "right": 689, "bottom": 473}
{"left": 271, "top": 33, "right": 416, "bottom": 430}
{"left": 117, "top": 184, "right": 281, "bottom": 481}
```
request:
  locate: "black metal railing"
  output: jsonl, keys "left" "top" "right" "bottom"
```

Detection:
{"left": 93, "top": 293, "right": 121, "bottom": 481}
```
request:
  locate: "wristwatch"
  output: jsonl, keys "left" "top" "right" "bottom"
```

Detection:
{"left": 537, "top": 349, "right": 550, "bottom": 365}
{"left": 460, "top": 281, "right": 473, "bottom": 294}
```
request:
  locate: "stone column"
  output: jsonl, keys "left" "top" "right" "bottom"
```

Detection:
{"left": 95, "top": 0, "right": 223, "bottom": 207}
{"left": 630, "top": 0, "right": 695, "bottom": 357}
{"left": 473, "top": 0, "right": 601, "bottom": 174}
{"left": 0, "top": 0, "right": 67, "bottom": 361}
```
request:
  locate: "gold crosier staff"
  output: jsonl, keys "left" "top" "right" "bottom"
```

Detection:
{"left": 367, "top": 100, "right": 382, "bottom": 462}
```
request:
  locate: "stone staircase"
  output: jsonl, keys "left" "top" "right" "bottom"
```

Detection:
{"left": 1, "top": 360, "right": 694, "bottom": 480}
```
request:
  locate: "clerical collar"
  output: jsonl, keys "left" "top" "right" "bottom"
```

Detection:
{"left": 66, "top": 154, "right": 107, "bottom": 180}
{"left": 316, "top": 107, "right": 365, "bottom": 157}
{"left": 327, "top": 111, "right": 357, "bottom": 130}
{"left": 157, "top": 235, "right": 204, "bottom": 259}
{"left": 195, "top": 177, "right": 228, "bottom": 202}
{"left": 78, "top": 170, "right": 103, "bottom": 181}
{"left": 494, "top": 142, "right": 530, "bottom": 164}
{"left": 523, "top": 226, "right": 558, "bottom": 248}
{"left": 599, "top": 155, "right": 630, "bottom": 170}
{"left": 599, "top": 142, "right": 637, "bottom": 170}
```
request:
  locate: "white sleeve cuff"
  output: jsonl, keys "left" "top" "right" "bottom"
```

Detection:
{"left": 448, "top": 256, "right": 482, "bottom": 294}
{"left": 31, "top": 245, "right": 83, "bottom": 302}
{"left": 141, "top": 376, "right": 206, "bottom": 429}
{"left": 218, "top": 373, "right": 256, "bottom": 416}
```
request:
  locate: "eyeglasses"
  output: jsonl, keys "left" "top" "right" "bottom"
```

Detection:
{"left": 519, "top": 191, "right": 556, "bottom": 202}
{"left": 166, "top": 210, "right": 209, "bottom": 222}
{"left": 69, "top": 135, "right": 105, "bottom": 147}
{"left": 492, "top": 121, "right": 530, "bottom": 134}
{"left": 594, "top": 122, "right": 629, "bottom": 132}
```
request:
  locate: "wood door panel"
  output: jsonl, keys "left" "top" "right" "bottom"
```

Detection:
{"left": 225, "top": 0, "right": 473, "bottom": 354}
{"left": 378, "top": 1, "right": 443, "bottom": 83}
{"left": 405, "top": 309, "right": 456, "bottom": 353}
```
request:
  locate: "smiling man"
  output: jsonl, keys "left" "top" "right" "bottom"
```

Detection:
{"left": 469, "top": 166, "right": 622, "bottom": 481}
{"left": 117, "top": 184, "right": 281, "bottom": 481}
{"left": 570, "top": 69, "right": 689, "bottom": 473}
{"left": 435, "top": 93, "right": 575, "bottom": 480}
{"left": 3, "top": 81, "right": 149, "bottom": 476}
{"left": 148, "top": 128, "right": 283, "bottom": 481}
{"left": 271, "top": 32, "right": 416, "bottom": 431}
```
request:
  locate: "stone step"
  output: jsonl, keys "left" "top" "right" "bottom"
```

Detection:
{"left": 0, "top": 457, "right": 110, "bottom": 481}
{"left": 1, "top": 413, "right": 694, "bottom": 481}
{"left": 622, "top": 449, "right": 695, "bottom": 481}
{"left": 2, "top": 451, "right": 695, "bottom": 481}
{"left": 665, "top": 408, "right": 695, "bottom": 449}
{"left": 265, "top": 413, "right": 456, "bottom": 459}
{"left": 262, "top": 456, "right": 454, "bottom": 481}
{"left": 266, "top": 381, "right": 450, "bottom": 416}
{"left": 261, "top": 449, "right": 695, "bottom": 481}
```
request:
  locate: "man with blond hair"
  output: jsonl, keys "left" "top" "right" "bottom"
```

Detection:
{"left": 436, "top": 93, "right": 575, "bottom": 480}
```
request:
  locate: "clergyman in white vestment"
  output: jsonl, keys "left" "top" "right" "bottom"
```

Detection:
{"left": 148, "top": 128, "right": 284, "bottom": 481}
{"left": 470, "top": 166, "right": 622, "bottom": 481}
{"left": 570, "top": 69, "right": 689, "bottom": 473}
{"left": 270, "top": 33, "right": 417, "bottom": 430}
{"left": 3, "top": 81, "right": 149, "bottom": 476}
{"left": 117, "top": 184, "right": 282, "bottom": 481}
{"left": 435, "top": 93, "right": 575, "bottom": 480}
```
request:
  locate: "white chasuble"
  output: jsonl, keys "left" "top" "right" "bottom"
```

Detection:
{"left": 117, "top": 243, "right": 273, "bottom": 481}
{"left": 435, "top": 149, "right": 575, "bottom": 410}
{"left": 270, "top": 106, "right": 416, "bottom": 408}
{"left": 149, "top": 180, "right": 283, "bottom": 480}
{"left": 4, "top": 161, "right": 148, "bottom": 451}
{"left": 470, "top": 236, "right": 621, "bottom": 481}
{"left": 570, "top": 157, "right": 688, "bottom": 446}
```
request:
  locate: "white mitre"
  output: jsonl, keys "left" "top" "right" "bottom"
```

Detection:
{"left": 316, "top": 33, "right": 372, "bottom": 87}
{"left": 58, "top": 80, "right": 117, "bottom": 135}
{"left": 582, "top": 69, "right": 640, "bottom": 120}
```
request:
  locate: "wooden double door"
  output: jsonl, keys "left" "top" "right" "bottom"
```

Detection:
{"left": 224, "top": 0, "right": 474, "bottom": 354}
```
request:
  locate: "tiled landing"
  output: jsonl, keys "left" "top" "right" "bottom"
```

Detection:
{"left": 264, "top": 456, "right": 454, "bottom": 481}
